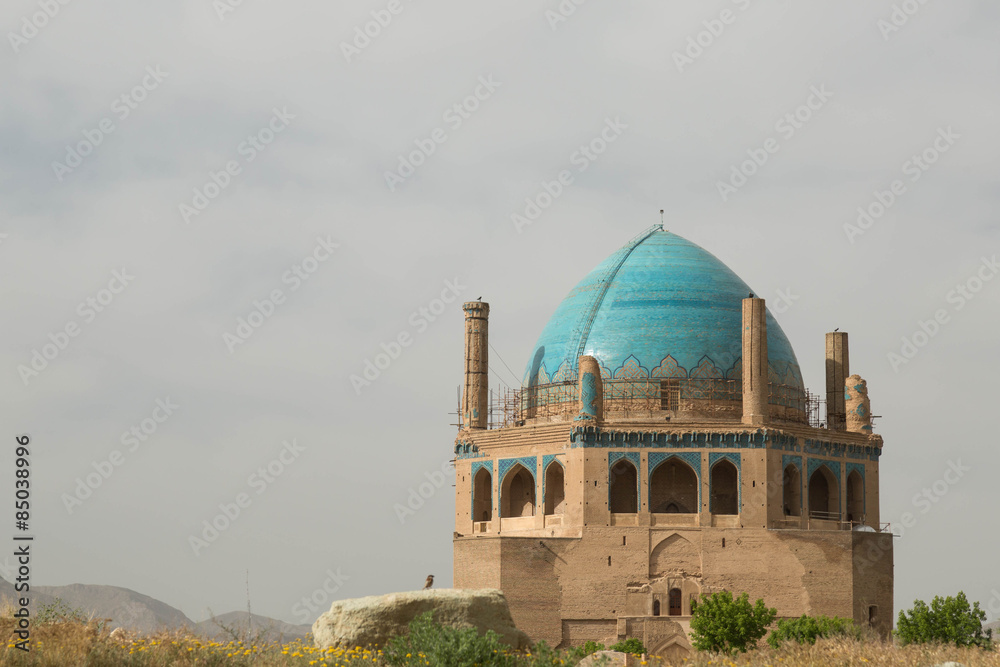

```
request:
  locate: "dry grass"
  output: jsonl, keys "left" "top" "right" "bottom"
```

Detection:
{"left": 1, "top": 616, "right": 999, "bottom": 667}
{"left": 655, "top": 637, "right": 1000, "bottom": 667}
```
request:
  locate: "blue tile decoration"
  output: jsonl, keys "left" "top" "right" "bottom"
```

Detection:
{"left": 471, "top": 459, "right": 493, "bottom": 479}
{"left": 782, "top": 455, "right": 803, "bottom": 472}
{"left": 609, "top": 451, "right": 640, "bottom": 469}
{"left": 455, "top": 440, "right": 487, "bottom": 460}
{"left": 499, "top": 456, "right": 537, "bottom": 482}
{"left": 575, "top": 371, "right": 599, "bottom": 421}
{"left": 807, "top": 458, "right": 841, "bottom": 485}
{"left": 709, "top": 452, "right": 740, "bottom": 468}
{"left": 470, "top": 460, "right": 494, "bottom": 518}
{"left": 649, "top": 451, "right": 702, "bottom": 507}
{"left": 650, "top": 451, "right": 700, "bottom": 475}
{"left": 522, "top": 228, "right": 804, "bottom": 397}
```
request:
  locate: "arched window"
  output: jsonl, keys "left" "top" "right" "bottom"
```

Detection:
{"left": 609, "top": 460, "right": 638, "bottom": 513}
{"left": 782, "top": 464, "right": 801, "bottom": 516}
{"left": 652, "top": 599, "right": 661, "bottom": 616}
{"left": 808, "top": 465, "right": 840, "bottom": 519}
{"left": 473, "top": 468, "right": 493, "bottom": 522}
{"left": 544, "top": 462, "right": 565, "bottom": 515}
{"left": 649, "top": 458, "right": 698, "bottom": 514}
{"left": 500, "top": 465, "right": 535, "bottom": 518}
{"left": 668, "top": 588, "right": 682, "bottom": 616}
{"left": 846, "top": 470, "right": 864, "bottom": 523}
{"left": 710, "top": 460, "right": 739, "bottom": 515}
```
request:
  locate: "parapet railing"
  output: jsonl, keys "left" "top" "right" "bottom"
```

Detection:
{"left": 473, "top": 378, "right": 814, "bottom": 429}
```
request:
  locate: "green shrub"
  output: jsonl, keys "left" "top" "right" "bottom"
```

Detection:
{"left": 383, "top": 611, "right": 519, "bottom": 667}
{"left": 35, "top": 598, "right": 92, "bottom": 626}
{"left": 767, "top": 614, "right": 861, "bottom": 648}
{"left": 689, "top": 590, "right": 777, "bottom": 655}
{"left": 609, "top": 638, "right": 646, "bottom": 656}
{"left": 896, "top": 591, "right": 993, "bottom": 649}
{"left": 566, "top": 640, "right": 605, "bottom": 659}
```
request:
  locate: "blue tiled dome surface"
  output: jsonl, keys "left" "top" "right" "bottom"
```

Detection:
{"left": 523, "top": 228, "right": 804, "bottom": 392}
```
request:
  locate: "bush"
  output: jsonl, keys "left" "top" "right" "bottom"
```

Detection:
{"left": 689, "top": 591, "right": 777, "bottom": 655}
{"left": 896, "top": 591, "right": 993, "bottom": 649}
{"left": 35, "top": 598, "right": 92, "bottom": 626}
{"left": 767, "top": 614, "right": 861, "bottom": 648}
{"left": 609, "top": 638, "right": 646, "bottom": 656}
{"left": 566, "top": 641, "right": 605, "bottom": 660}
{"left": 383, "top": 611, "right": 519, "bottom": 667}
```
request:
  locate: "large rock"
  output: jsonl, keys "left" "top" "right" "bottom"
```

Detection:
{"left": 312, "top": 588, "right": 530, "bottom": 650}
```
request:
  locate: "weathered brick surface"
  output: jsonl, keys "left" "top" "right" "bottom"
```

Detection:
{"left": 453, "top": 419, "right": 892, "bottom": 650}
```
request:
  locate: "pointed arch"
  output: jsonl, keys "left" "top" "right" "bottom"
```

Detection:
{"left": 650, "top": 533, "right": 700, "bottom": 577}
{"left": 609, "top": 459, "right": 638, "bottom": 513}
{"left": 808, "top": 464, "right": 840, "bottom": 519}
{"left": 846, "top": 469, "right": 864, "bottom": 523}
{"left": 782, "top": 464, "right": 801, "bottom": 516}
{"left": 472, "top": 467, "right": 493, "bottom": 522}
{"left": 500, "top": 464, "right": 535, "bottom": 518}
{"left": 710, "top": 459, "right": 739, "bottom": 515}
{"left": 649, "top": 457, "right": 698, "bottom": 514}
{"left": 544, "top": 460, "right": 565, "bottom": 515}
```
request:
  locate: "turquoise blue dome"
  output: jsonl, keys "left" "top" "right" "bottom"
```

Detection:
{"left": 523, "top": 227, "right": 804, "bottom": 392}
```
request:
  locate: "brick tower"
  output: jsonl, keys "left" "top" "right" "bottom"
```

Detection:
{"left": 452, "top": 226, "right": 892, "bottom": 658}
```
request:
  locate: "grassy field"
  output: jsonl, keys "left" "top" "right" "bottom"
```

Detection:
{"left": 2, "top": 617, "right": 1000, "bottom": 666}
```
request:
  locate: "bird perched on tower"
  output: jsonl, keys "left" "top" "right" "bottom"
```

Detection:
{"left": 424, "top": 575, "right": 434, "bottom": 589}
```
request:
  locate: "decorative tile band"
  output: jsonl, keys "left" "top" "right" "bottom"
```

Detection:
{"left": 471, "top": 460, "right": 493, "bottom": 479}
{"left": 609, "top": 451, "right": 640, "bottom": 469}
{"left": 499, "top": 456, "right": 537, "bottom": 482}
{"left": 782, "top": 455, "right": 803, "bottom": 472}
{"left": 568, "top": 426, "right": 877, "bottom": 461}
{"left": 650, "top": 451, "right": 701, "bottom": 476}
{"left": 807, "top": 458, "right": 842, "bottom": 485}
{"left": 648, "top": 451, "right": 702, "bottom": 507}
{"left": 709, "top": 452, "right": 740, "bottom": 468}
{"left": 455, "top": 440, "right": 487, "bottom": 460}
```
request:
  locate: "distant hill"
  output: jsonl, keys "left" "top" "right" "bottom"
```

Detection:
{"left": 985, "top": 619, "right": 1000, "bottom": 637}
{"left": 0, "top": 576, "right": 59, "bottom": 610}
{"left": 196, "top": 611, "right": 311, "bottom": 644}
{"left": 1, "top": 577, "right": 309, "bottom": 641}
{"left": 32, "top": 582, "right": 193, "bottom": 634}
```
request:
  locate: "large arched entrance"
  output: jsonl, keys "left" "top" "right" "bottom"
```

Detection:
{"left": 808, "top": 465, "right": 840, "bottom": 519}
{"left": 710, "top": 460, "right": 738, "bottom": 515}
{"left": 500, "top": 465, "right": 535, "bottom": 518}
{"left": 650, "top": 458, "right": 698, "bottom": 514}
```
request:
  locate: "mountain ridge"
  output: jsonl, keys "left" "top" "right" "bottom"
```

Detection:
{"left": 0, "top": 577, "right": 311, "bottom": 641}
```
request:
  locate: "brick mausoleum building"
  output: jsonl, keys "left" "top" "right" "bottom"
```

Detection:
{"left": 452, "top": 226, "right": 893, "bottom": 658}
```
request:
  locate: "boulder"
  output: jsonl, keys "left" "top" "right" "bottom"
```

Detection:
{"left": 578, "top": 651, "right": 642, "bottom": 666}
{"left": 312, "top": 588, "right": 530, "bottom": 650}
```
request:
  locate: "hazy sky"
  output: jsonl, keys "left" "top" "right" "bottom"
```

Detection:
{"left": 1, "top": 0, "right": 998, "bottom": 627}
